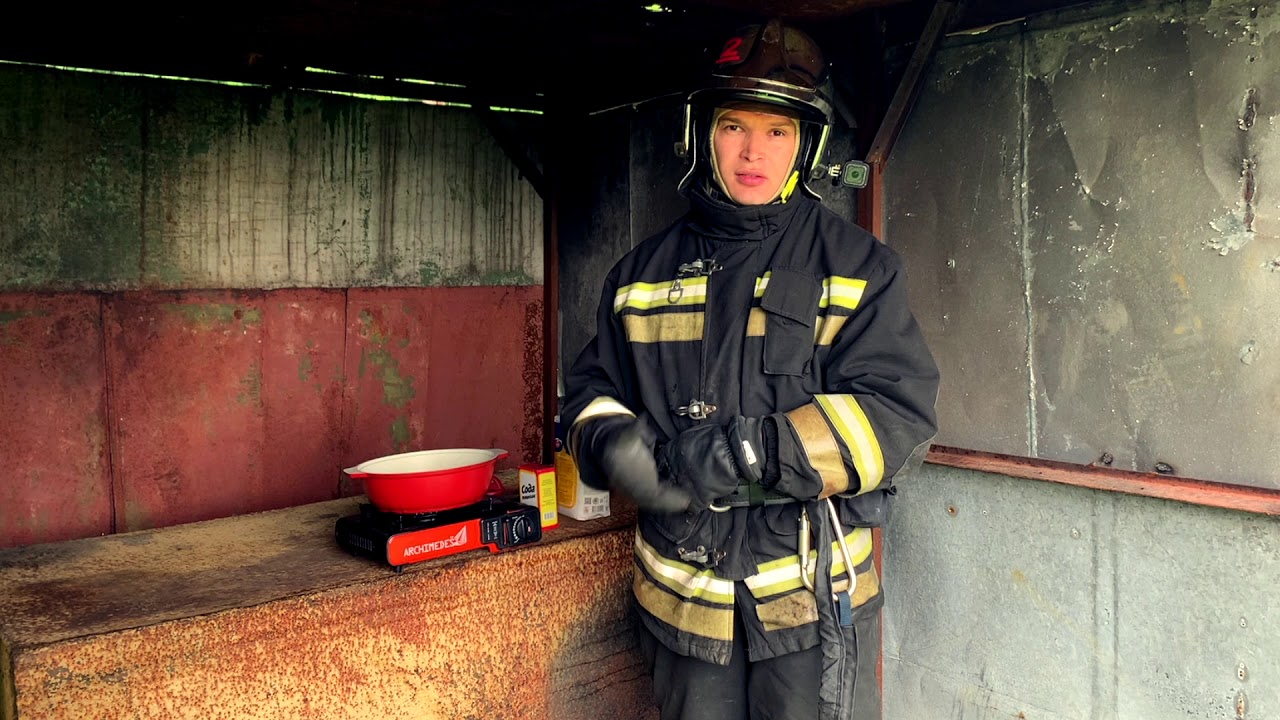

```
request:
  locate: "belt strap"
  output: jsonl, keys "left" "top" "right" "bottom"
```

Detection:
{"left": 711, "top": 477, "right": 796, "bottom": 509}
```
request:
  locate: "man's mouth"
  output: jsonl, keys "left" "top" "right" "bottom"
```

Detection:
{"left": 735, "top": 173, "right": 767, "bottom": 187}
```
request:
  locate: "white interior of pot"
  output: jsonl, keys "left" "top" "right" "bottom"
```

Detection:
{"left": 356, "top": 449, "right": 501, "bottom": 475}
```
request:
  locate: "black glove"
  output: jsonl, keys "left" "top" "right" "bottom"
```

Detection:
{"left": 571, "top": 415, "right": 692, "bottom": 513}
{"left": 657, "top": 416, "right": 780, "bottom": 510}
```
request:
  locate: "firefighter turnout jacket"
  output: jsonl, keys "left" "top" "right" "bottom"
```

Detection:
{"left": 564, "top": 184, "right": 940, "bottom": 671}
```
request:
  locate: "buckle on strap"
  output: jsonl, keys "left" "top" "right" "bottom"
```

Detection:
{"left": 667, "top": 258, "right": 722, "bottom": 304}
{"left": 677, "top": 545, "right": 724, "bottom": 566}
{"left": 708, "top": 478, "right": 795, "bottom": 511}
{"left": 674, "top": 399, "right": 717, "bottom": 421}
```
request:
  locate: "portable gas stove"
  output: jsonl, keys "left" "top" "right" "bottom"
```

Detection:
{"left": 335, "top": 497, "right": 541, "bottom": 571}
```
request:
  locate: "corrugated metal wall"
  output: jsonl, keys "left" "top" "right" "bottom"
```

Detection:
{"left": 884, "top": 1, "right": 1279, "bottom": 717}
{"left": 0, "top": 67, "right": 545, "bottom": 548}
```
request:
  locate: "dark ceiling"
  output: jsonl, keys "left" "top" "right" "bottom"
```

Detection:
{"left": 6, "top": 0, "right": 1090, "bottom": 116}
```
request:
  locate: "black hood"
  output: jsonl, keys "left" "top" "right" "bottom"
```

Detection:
{"left": 685, "top": 179, "right": 809, "bottom": 242}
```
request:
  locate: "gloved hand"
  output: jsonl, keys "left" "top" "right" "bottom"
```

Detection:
{"left": 571, "top": 415, "right": 693, "bottom": 513}
{"left": 656, "top": 416, "right": 780, "bottom": 511}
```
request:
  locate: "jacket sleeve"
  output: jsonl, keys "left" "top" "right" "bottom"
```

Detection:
{"left": 768, "top": 251, "right": 940, "bottom": 500}
{"left": 562, "top": 266, "right": 639, "bottom": 455}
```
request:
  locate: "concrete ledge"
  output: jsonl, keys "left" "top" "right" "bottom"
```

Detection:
{"left": 0, "top": 484, "right": 656, "bottom": 720}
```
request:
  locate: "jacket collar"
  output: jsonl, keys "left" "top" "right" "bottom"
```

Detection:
{"left": 686, "top": 180, "right": 806, "bottom": 242}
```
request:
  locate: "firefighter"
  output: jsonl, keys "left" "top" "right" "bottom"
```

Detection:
{"left": 562, "top": 18, "right": 940, "bottom": 720}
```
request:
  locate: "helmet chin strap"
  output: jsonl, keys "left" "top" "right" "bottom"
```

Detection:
{"left": 708, "top": 107, "right": 801, "bottom": 205}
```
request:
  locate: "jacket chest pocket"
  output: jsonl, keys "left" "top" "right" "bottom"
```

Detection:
{"left": 760, "top": 268, "right": 821, "bottom": 376}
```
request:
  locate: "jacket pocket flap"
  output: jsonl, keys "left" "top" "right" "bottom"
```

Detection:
{"left": 761, "top": 268, "right": 821, "bottom": 327}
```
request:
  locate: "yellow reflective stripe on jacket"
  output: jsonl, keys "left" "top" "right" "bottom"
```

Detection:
{"left": 815, "top": 394, "right": 884, "bottom": 493}
{"left": 814, "top": 314, "right": 848, "bottom": 345}
{"left": 744, "top": 526, "right": 872, "bottom": 598}
{"left": 622, "top": 312, "right": 704, "bottom": 343}
{"left": 634, "top": 530, "right": 736, "bottom": 604}
{"left": 751, "top": 274, "right": 864, "bottom": 309}
{"left": 746, "top": 308, "right": 849, "bottom": 346}
{"left": 753, "top": 272, "right": 772, "bottom": 298}
{"left": 785, "top": 403, "right": 850, "bottom": 496}
{"left": 570, "top": 396, "right": 634, "bottom": 428}
{"left": 755, "top": 563, "right": 881, "bottom": 632}
{"left": 634, "top": 568, "right": 735, "bottom": 642}
{"left": 747, "top": 275, "right": 863, "bottom": 344}
{"left": 615, "top": 276, "right": 708, "bottom": 312}
{"left": 822, "top": 276, "right": 866, "bottom": 310}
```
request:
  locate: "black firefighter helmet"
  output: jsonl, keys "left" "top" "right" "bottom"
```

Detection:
{"left": 677, "top": 18, "right": 836, "bottom": 200}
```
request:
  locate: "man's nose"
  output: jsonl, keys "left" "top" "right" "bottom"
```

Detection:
{"left": 740, "top": 132, "right": 762, "bottom": 161}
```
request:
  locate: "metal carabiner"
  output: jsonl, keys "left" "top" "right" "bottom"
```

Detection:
{"left": 799, "top": 507, "right": 815, "bottom": 592}
{"left": 667, "top": 277, "right": 684, "bottom": 304}
{"left": 798, "top": 499, "right": 858, "bottom": 597}
{"left": 825, "top": 498, "right": 858, "bottom": 599}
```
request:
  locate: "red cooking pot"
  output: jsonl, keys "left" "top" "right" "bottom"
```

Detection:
{"left": 343, "top": 448, "right": 508, "bottom": 513}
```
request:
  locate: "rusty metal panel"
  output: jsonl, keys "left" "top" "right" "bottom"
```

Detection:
{"left": 344, "top": 287, "right": 543, "bottom": 490}
{"left": 0, "top": 66, "right": 543, "bottom": 292}
{"left": 106, "top": 291, "right": 270, "bottom": 530}
{"left": 0, "top": 69, "right": 145, "bottom": 289}
{"left": 0, "top": 496, "right": 656, "bottom": 720}
{"left": 887, "top": 0, "right": 1280, "bottom": 487}
{"left": 259, "top": 290, "right": 348, "bottom": 507}
{"left": 1022, "top": 2, "right": 1280, "bottom": 485}
{"left": 105, "top": 290, "right": 345, "bottom": 531}
{"left": 879, "top": 2, "right": 1280, "bottom": 720}
{"left": 419, "top": 286, "right": 544, "bottom": 465}
{"left": 0, "top": 294, "right": 111, "bottom": 548}
{"left": 885, "top": 31, "right": 1032, "bottom": 455}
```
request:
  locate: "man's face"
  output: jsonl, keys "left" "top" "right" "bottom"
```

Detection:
{"left": 711, "top": 108, "right": 800, "bottom": 206}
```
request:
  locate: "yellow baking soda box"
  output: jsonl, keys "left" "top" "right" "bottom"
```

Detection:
{"left": 518, "top": 463, "right": 560, "bottom": 530}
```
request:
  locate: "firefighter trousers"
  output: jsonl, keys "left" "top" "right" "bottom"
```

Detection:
{"left": 637, "top": 602, "right": 882, "bottom": 720}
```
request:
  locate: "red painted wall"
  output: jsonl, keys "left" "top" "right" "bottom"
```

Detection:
{"left": 0, "top": 287, "right": 543, "bottom": 548}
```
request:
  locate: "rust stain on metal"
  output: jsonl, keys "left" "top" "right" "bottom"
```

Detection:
{"left": 2, "top": 285, "right": 537, "bottom": 548}
{"left": 1237, "top": 87, "right": 1257, "bottom": 131}
{"left": 0, "top": 294, "right": 111, "bottom": 549}
{"left": 0, "top": 496, "right": 650, "bottom": 719}
{"left": 927, "top": 445, "right": 1280, "bottom": 516}
{"left": 1241, "top": 157, "right": 1256, "bottom": 233}
{"left": 522, "top": 298, "right": 546, "bottom": 464}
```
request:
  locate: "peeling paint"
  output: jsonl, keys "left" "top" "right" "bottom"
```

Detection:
{"left": 362, "top": 348, "right": 416, "bottom": 409}
{"left": 0, "top": 309, "right": 47, "bottom": 325}
{"left": 354, "top": 309, "right": 417, "bottom": 451}
{"left": 161, "top": 303, "right": 262, "bottom": 328}
{"left": 1237, "top": 87, "right": 1258, "bottom": 130}
{"left": 1239, "top": 340, "right": 1257, "bottom": 365}
{"left": 297, "top": 354, "right": 314, "bottom": 383}
{"left": 1203, "top": 0, "right": 1280, "bottom": 45}
{"left": 1028, "top": 9, "right": 1180, "bottom": 82}
{"left": 1207, "top": 207, "right": 1255, "bottom": 255}
{"left": 236, "top": 363, "right": 263, "bottom": 406}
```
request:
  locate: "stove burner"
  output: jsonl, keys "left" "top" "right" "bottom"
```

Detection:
{"left": 336, "top": 497, "right": 541, "bottom": 571}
